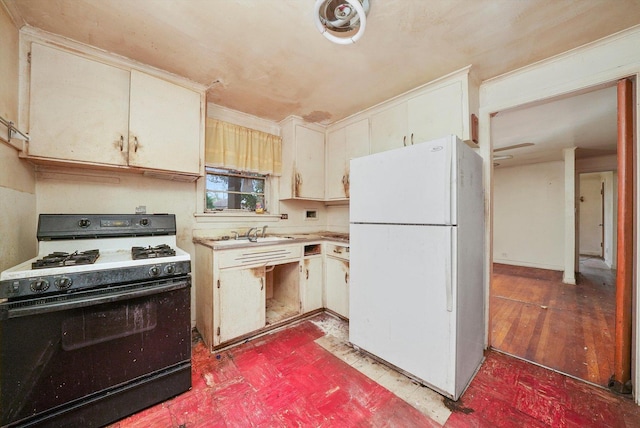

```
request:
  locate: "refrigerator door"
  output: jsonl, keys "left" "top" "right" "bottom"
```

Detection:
{"left": 349, "top": 223, "right": 458, "bottom": 398}
{"left": 350, "top": 135, "right": 456, "bottom": 225}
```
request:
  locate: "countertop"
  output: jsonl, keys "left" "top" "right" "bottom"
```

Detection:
{"left": 193, "top": 231, "right": 349, "bottom": 250}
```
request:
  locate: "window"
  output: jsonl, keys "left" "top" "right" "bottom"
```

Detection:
{"left": 205, "top": 167, "right": 266, "bottom": 212}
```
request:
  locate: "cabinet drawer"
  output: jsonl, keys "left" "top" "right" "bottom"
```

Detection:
{"left": 326, "top": 243, "right": 350, "bottom": 261}
{"left": 216, "top": 245, "right": 302, "bottom": 269}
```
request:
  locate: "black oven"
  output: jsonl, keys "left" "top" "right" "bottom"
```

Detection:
{"left": 0, "top": 214, "right": 192, "bottom": 427}
{"left": 1, "top": 277, "right": 191, "bottom": 427}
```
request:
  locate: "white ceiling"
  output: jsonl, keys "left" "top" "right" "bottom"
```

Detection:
{"left": 491, "top": 84, "right": 619, "bottom": 167}
{"left": 3, "top": 0, "right": 639, "bottom": 165}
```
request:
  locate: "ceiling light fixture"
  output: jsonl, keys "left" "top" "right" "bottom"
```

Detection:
{"left": 314, "top": 0, "right": 370, "bottom": 45}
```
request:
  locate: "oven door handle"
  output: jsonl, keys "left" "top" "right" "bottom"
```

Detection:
{"left": 0, "top": 279, "right": 190, "bottom": 319}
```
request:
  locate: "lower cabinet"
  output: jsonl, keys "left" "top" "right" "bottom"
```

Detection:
{"left": 216, "top": 267, "right": 266, "bottom": 345}
{"left": 325, "top": 255, "right": 350, "bottom": 318}
{"left": 196, "top": 241, "right": 350, "bottom": 352}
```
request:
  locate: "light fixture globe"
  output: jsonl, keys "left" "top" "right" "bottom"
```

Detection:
{"left": 314, "top": 0, "right": 369, "bottom": 45}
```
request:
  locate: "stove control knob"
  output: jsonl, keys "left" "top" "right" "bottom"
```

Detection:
{"left": 30, "top": 279, "right": 50, "bottom": 293}
{"left": 149, "top": 266, "right": 161, "bottom": 277}
{"left": 55, "top": 277, "right": 73, "bottom": 290}
{"left": 78, "top": 218, "right": 91, "bottom": 228}
{"left": 164, "top": 264, "right": 175, "bottom": 274}
{"left": 140, "top": 218, "right": 149, "bottom": 226}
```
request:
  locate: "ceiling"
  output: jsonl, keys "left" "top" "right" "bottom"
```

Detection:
{"left": 3, "top": 0, "right": 639, "bottom": 166}
{"left": 491, "top": 84, "right": 619, "bottom": 168}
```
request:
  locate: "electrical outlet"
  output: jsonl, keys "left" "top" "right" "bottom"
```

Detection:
{"left": 280, "top": 213, "right": 288, "bottom": 220}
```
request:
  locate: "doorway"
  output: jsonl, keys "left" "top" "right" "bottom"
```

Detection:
{"left": 578, "top": 171, "right": 618, "bottom": 267}
{"left": 579, "top": 173, "right": 605, "bottom": 259}
{"left": 489, "top": 85, "right": 620, "bottom": 387}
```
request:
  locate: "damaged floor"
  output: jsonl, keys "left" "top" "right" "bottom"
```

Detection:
{"left": 110, "top": 313, "right": 640, "bottom": 427}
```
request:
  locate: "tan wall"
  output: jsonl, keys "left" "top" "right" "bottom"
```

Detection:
{"left": 0, "top": 5, "right": 37, "bottom": 271}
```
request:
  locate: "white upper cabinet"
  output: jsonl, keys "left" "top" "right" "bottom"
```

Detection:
{"left": 280, "top": 117, "right": 325, "bottom": 200}
{"left": 29, "top": 43, "right": 131, "bottom": 166}
{"left": 369, "top": 66, "right": 478, "bottom": 154}
{"left": 128, "top": 70, "right": 201, "bottom": 175}
{"left": 326, "top": 118, "right": 369, "bottom": 200}
{"left": 26, "top": 43, "right": 203, "bottom": 178}
{"left": 370, "top": 102, "right": 407, "bottom": 153}
{"left": 407, "top": 80, "right": 465, "bottom": 145}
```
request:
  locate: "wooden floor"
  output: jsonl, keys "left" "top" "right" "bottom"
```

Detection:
{"left": 491, "top": 259, "right": 616, "bottom": 386}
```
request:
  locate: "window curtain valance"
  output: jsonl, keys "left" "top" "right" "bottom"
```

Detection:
{"left": 205, "top": 118, "right": 282, "bottom": 176}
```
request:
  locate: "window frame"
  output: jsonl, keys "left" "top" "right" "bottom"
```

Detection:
{"left": 204, "top": 166, "right": 269, "bottom": 214}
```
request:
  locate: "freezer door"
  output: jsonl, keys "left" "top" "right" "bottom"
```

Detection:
{"left": 350, "top": 135, "right": 455, "bottom": 225}
{"left": 349, "top": 223, "right": 457, "bottom": 397}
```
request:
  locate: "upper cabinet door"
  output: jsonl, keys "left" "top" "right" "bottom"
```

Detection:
{"left": 407, "top": 81, "right": 464, "bottom": 145}
{"left": 345, "top": 118, "right": 370, "bottom": 163}
{"left": 128, "top": 71, "right": 201, "bottom": 175}
{"left": 294, "top": 125, "right": 325, "bottom": 199}
{"left": 326, "top": 127, "right": 347, "bottom": 200}
{"left": 28, "top": 43, "right": 130, "bottom": 166}
{"left": 370, "top": 102, "right": 407, "bottom": 154}
{"left": 326, "top": 118, "right": 370, "bottom": 200}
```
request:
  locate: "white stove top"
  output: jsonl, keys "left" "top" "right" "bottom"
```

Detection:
{"left": 1, "top": 236, "right": 190, "bottom": 281}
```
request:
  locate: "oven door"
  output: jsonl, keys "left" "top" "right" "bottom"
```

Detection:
{"left": 0, "top": 278, "right": 191, "bottom": 427}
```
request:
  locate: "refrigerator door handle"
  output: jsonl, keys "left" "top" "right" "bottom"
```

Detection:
{"left": 445, "top": 228, "right": 454, "bottom": 312}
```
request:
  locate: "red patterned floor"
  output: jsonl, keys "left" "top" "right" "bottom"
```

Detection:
{"left": 110, "top": 314, "right": 640, "bottom": 427}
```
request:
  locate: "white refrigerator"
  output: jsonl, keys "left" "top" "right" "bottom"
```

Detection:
{"left": 349, "top": 135, "right": 484, "bottom": 400}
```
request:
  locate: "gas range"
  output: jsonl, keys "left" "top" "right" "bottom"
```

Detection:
{"left": 0, "top": 214, "right": 191, "bottom": 301}
{"left": 0, "top": 213, "right": 192, "bottom": 427}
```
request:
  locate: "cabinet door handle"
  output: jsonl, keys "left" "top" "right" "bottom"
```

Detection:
{"left": 306, "top": 269, "right": 309, "bottom": 280}
{"left": 119, "top": 135, "right": 124, "bottom": 151}
{"left": 133, "top": 136, "right": 139, "bottom": 152}
{"left": 345, "top": 272, "right": 349, "bottom": 284}
{"left": 403, "top": 135, "right": 407, "bottom": 146}
{"left": 260, "top": 277, "right": 264, "bottom": 290}
{"left": 411, "top": 133, "right": 414, "bottom": 145}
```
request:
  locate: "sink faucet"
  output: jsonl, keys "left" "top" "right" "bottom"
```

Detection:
{"left": 231, "top": 231, "right": 239, "bottom": 240}
{"left": 247, "top": 227, "right": 258, "bottom": 242}
{"left": 261, "top": 225, "right": 268, "bottom": 238}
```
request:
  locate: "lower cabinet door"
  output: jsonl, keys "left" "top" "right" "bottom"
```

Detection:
{"left": 217, "top": 267, "right": 266, "bottom": 344}
{"left": 325, "top": 257, "right": 349, "bottom": 318}
{"left": 302, "top": 257, "right": 323, "bottom": 313}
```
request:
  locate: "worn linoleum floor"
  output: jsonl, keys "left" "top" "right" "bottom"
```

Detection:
{"left": 111, "top": 313, "right": 640, "bottom": 427}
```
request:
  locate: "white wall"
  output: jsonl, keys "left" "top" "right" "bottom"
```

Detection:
{"left": 326, "top": 205, "right": 349, "bottom": 233}
{"left": 493, "top": 161, "right": 565, "bottom": 270}
{"left": 0, "top": 4, "right": 37, "bottom": 272}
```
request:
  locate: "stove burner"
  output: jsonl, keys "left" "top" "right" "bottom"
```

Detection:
{"left": 32, "top": 250, "right": 100, "bottom": 269}
{"left": 131, "top": 244, "right": 176, "bottom": 260}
